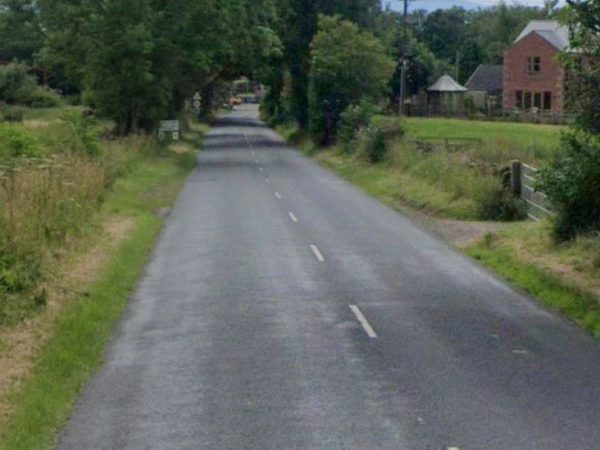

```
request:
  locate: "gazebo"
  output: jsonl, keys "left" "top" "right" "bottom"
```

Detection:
{"left": 427, "top": 74, "right": 467, "bottom": 116}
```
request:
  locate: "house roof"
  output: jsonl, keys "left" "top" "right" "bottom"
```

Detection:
{"left": 427, "top": 74, "right": 467, "bottom": 92}
{"left": 465, "top": 64, "right": 503, "bottom": 93}
{"left": 515, "top": 20, "right": 570, "bottom": 50}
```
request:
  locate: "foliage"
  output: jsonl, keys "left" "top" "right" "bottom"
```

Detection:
{"left": 564, "top": 0, "right": 600, "bottom": 135}
{"left": 0, "top": 62, "right": 61, "bottom": 107}
{"left": 308, "top": 16, "right": 394, "bottom": 145}
{"left": 361, "top": 116, "right": 404, "bottom": 163}
{"left": 338, "top": 100, "right": 377, "bottom": 151}
{"left": 0, "top": 0, "right": 44, "bottom": 63}
{"left": 272, "top": 0, "right": 380, "bottom": 127}
{"left": 538, "top": 132, "right": 600, "bottom": 241}
{"left": 478, "top": 187, "right": 527, "bottom": 221}
{"left": 0, "top": 122, "right": 41, "bottom": 158}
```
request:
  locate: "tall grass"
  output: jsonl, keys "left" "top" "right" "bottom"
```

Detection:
{"left": 0, "top": 156, "right": 111, "bottom": 323}
{"left": 0, "top": 112, "right": 162, "bottom": 325}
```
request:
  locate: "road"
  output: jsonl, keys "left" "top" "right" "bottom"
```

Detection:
{"left": 58, "top": 105, "right": 600, "bottom": 449}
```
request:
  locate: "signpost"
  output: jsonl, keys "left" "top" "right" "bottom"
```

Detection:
{"left": 193, "top": 92, "right": 201, "bottom": 114}
{"left": 159, "top": 120, "right": 180, "bottom": 141}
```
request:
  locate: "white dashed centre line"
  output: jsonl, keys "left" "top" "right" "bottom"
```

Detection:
{"left": 349, "top": 305, "right": 377, "bottom": 339}
{"left": 259, "top": 167, "right": 264, "bottom": 172}
{"left": 289, "top": 212, "right": 298, "bottom": 222}
{"left": 255, "top": 159, "right": 259, "bottom": 164}
{"left": 275, "top": 192, "right": 282, "bottom": 200}
{"left": 265, "top": 178, "right": 271, "bottom": 184}
{"left": 310, "top": 245, "right": 325, "bottom": 262}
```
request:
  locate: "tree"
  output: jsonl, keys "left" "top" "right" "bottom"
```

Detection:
{"left": 274, "top": 0, "right": 380, "bottom": 128}
{"left": 537, "top": 0, "right": 600, "bottom": 240}
{"left": 308, "top": 15, "right": 394, "bottom": 145}
{"left": 0, "top": 0, "right": 43, "bottom": 63}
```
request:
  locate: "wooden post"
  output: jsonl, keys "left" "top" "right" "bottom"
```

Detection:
{"left": 511, "top": 160, "right": 522, "bottom": 197}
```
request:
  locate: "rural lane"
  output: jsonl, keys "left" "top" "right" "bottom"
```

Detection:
{"left": 57, "top": 105, "right": 600, "bottom": 449}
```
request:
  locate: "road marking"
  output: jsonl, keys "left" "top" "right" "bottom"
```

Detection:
{"left": 310, "top": 245, "right": 325, "bottom": 262}
{"left": 289, "top": 212, "right": 298, "bottom": 222}
{"left": 255, "top": 159, "right": 259, "bottom": 164}
{"left": 265, "top": 178, "right": 271, "bottom": 184}
{"left": 259, "top": 167, "right": 264, "bottom": 172}
{"left": 512, "top": 349, "right": 528, "bottom": 355}
{"left": 349, "top": 305, "right": 377, "bottom": 338}
{"left": 447, "top": 447, "right": 460, "bottom": 450}
{"left": 243, "top": 132, "right": 252, "bottom": 149}
{"left": 275, "top": 192, "right": 282, "bottom": 200}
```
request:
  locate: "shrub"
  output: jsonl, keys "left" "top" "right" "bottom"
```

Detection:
{"left": 0, "top": 62, "right": 61, "bottom": 107}
{"left": 361, "top": 116, "right": 404, "bottom": 163}
{"left": 338, "top": 100, "right": 377, "bottom": 152}
{"left": 26, "top": 87, "right": 62, "bottom": 108}
{"left": 538, "top": 131, "right": 600, "bottom": 241}
{"left": 1, "top": 106, "right": 23, "bottom": 122}
{"left": 0, "top": 123, "right": 41, "bottom": 159}
{"left": 0, "top": 62, "right": 37, "bottom": 104}
{"left": 62, "top": 111, "right": 101, "bottom": 157}
{"left": 364, "top": 127, "right": 388, "bottom": 163}
{"left": 478, "top": 187, "right": 527, "bottom": 221}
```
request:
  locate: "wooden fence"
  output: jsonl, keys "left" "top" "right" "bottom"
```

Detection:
{"left": 510, "top": 160, "right": 555, "bottom": 221}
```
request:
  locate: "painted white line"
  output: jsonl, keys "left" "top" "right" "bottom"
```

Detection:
{"left": 265, "top": 178, "right": 271, "bottom": 184}
{"left": 259, "top": 167, "right": 264, "bottom": 172}
{"left": 310, "top": 245, "right": 325, "bottom": 262}
{"left": 243, "top": 132, "right": 252, "bottom": 149}
{"left": 512, "top": 349, "right": 528, "bottom": 355}
{"left": 255, "top": 159, "right": 259, "bottom": 164}
{"left": 289, "top": 212, "right": 298, "bottom": 222}
{"left": 349, "top": 305, "right": 377, "bottom": 338}
{"left": 447, "top": 447, "right": 460, "bottom": 450}
{"left": 275, "top": 192, "right": 282, "bottom": 200}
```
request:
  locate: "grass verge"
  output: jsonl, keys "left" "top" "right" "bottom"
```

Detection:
{"left": 467, "top": 233, "right": 600, "bottom": 337}
{"left": 0, "top": 128, "right": 203, "bottom": 449}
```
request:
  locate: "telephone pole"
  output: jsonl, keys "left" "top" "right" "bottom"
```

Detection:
{"left": 398, "top": 0, "right": 412, "bottom": 116}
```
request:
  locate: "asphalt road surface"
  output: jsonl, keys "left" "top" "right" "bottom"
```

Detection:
{"left": 58, "top": 105, "right": 600, "bottom": 450}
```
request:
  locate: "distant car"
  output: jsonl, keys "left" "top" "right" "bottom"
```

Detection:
{"left": 229, "top": 96, "right": 242, "bottom": 106}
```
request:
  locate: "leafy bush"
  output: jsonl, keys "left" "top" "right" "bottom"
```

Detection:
{"left": 62, "top": 111, "right": 101, "bottom": 156}
{"left": 538, "top": 132, "right": 600, "bottom": 241}
{"left": 1, "top": 106, "right": 23, "bottom": 122}
{"left": 478, "top": 187, "right": 527, "bottom": 221}
{"left": 0, "top": 123, "right": 41, "bottom": 158}
{"left": 27, "top": 87, "right": 62, "bottom": 108}
{"left": 338, "top": 100, "right": 377, "bottom": 152}
{"left": 0, "top": 62, "right": 61, "bottom": 107}
{"left": 361, "top": 116, "right": 404, "bottom": 163}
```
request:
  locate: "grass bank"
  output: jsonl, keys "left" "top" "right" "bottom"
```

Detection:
{"left": 467, "top": 222, "right": 600, "bottom": 337}
{"left": 0, "top": 121, "right": 205, "bottom": 449}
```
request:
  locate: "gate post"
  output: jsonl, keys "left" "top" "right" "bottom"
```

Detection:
{"left": 511, "top": 160, "right": 522, "bottom": 197}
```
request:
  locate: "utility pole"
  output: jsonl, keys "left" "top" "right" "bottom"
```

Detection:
{"left": 398, "top": 0, "right": 413, "bottom": 117}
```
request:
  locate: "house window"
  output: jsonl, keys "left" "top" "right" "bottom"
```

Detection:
{"left": 524, "top": 92, "right": 532, "bottom": 109}
{"left": 527, "top": 56, "right": 541, "bottom": 74}
{"left": 534, "top": 92, "right": 542, "bottom": 109}
{"left": 543, "top": 91, "right": 552, "bottom": 110}
{"left": 516, "top": 91, "right": 523, "bottom": 108}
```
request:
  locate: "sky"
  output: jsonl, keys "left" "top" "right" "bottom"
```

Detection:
{"left": 386, "top": 0, "right": 567, "bottom": 11}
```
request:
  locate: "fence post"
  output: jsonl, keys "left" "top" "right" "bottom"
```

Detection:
{"left": 511, "top": 160, "right": 522, "bottom": 197}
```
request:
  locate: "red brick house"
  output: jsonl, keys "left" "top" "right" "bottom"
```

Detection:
{"left": 503, "top": 21, "right": 570, "bottom": 116}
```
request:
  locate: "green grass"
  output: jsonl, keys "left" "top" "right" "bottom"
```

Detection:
{"left": 317, "top": 150, "right": 482, "bottom": 219}
{"left": 405, "top": 117, "right": 564, "bottom": 163}
{"left": 467, "top": 237, "right": 600, "bottom": 337}
{"left": 0, "top": 137, "right": 199, "bottom": 449}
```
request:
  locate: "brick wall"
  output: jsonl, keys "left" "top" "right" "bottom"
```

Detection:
{"left": 503, "top": 32, "right": 565, "bottom": 114}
